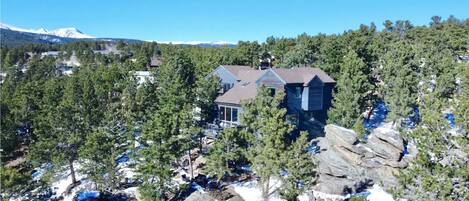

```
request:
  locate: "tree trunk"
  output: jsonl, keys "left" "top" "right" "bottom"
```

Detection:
{"left": 188, "top": 150, "right": 194, "bottom": 181}
{"left": 366, "top": 104, "right": 375, "bottom": 121}
{"left": 69, "top": 159, "right": 77, "bottom": 184}
{"left": 262, "top": 177, "right": 270, "bottom": 200}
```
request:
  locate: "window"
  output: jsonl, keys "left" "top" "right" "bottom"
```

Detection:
{"left": 218, "top": 106, "right": 239, "bottom": 123}
{"left": 232, "top": 108, "right": 238, "bottom": 122}
{"left": 223, "top": 83, "right": 232, "bottom": 93}
{"left": 269, "top": 88, "right": 276, "bottom": 96}
{"left": 219, "top": 106, "right": 226, "bottom": 121}
{"left": 295, "top": 87, "right": 302, "bottom": 98}
{"left": 226, "top": 107, "right": 232, "bottom": 121}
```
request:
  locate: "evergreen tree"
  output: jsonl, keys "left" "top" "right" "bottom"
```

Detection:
{"left": 138, "top": 49, "right": 197, "bottom": 200}
{"left": 195, "top": 75, "right": 221, "bottom": 125}
{"left": 280, "top": 132, "right": 317, "bottom": 201}
{"left": 379, "top": 41, "right": 418, "bottom": 126}
{"left": 397, "top": 93, "right": 469, "bottom": 200}
{"left": 328, "top": 49, "right": 371, "bottom": 128}
{"left": 241, "top": 87, "right": 294, "bottom": 199}
{"left": 204, "top": 127, "right": 249, "bottom": 180}
{"left": 56, "top": 77, "right": 86, "bottom": 184}
{"left": 80, "top": 90, "right": 127, "bottom": 192}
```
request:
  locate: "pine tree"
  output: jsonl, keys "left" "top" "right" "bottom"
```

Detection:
{"left": 241, "top": 86, "right": 294, "bottom": 199}
{"left": 51, "top": 77, "right": 85, "bottom": 184}
{"left": 398, "top": 93, "right": 469, "bottom": 200}
{"left": 379, "top": 41, "right": 418, "bottom": 126}
{"left": 204, "top": 127, "right": 249, "bottom": 180}
{"left": 195, "top": 75, "right": 221, "bottom": 125}
{"left": 328, "top": 49, "right": 371, "bottom": 128}
{"left": 280, "top": 132, "right": 317, "bottom": 201}
{"left": 138, "top": 49, "right": 198, "bottom": 200}
{"left": 80, "top": 91, "right": 127, "bottom": 192}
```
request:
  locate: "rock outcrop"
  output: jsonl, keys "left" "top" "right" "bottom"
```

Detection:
{"left": 314, "top": 124, "right": 416, "bottom": 195}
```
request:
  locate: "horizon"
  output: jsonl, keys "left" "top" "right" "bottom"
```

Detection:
{"left": 2, "top": 0, "right": 469, "bottom": 43}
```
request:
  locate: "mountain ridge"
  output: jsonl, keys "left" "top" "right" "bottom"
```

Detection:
{"left": 0, "top": 23, "right": 237, "bottom": 47}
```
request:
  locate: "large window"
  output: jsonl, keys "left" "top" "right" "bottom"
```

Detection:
{"left": 226, "top": 107, "right": 232, "bottom": 121}
{"left": 232, "top": 108, "right": 238, "bottom": 122}
{"left": 219, "top": 106, "right": 239, "bottom": 123}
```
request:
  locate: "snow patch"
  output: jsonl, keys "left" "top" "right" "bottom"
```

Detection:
{"left": 367, "top": 184, "right": 395, "bottom": 201}
{"left": 231, "top": 179, "right": 283, "bottom": 201}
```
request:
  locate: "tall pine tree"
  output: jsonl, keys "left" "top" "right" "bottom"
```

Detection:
{"left": 328, "top": 49, "right": 372, "bottom": 128}
{"left": 138, "top": 49, "right": 198, "bottom": 200}
{"left": 241, "top": 86, "right": 294, "bottom": 199}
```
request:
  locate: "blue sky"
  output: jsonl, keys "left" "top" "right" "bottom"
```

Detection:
{"left": 2, "top": 0, "right": 468, "bottom": 42}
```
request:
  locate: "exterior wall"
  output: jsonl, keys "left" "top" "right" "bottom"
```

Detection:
{"left": 308, "top": 77, "right": 324, "bottom": 111}
{"left": 211, "top": 66, "right": 238, "bottom": 92}
{"left": 322, "top": 83, "right": 335, "bottom": 112}
{"left": 285, "top": 84, "right": 303, "bottom": 114}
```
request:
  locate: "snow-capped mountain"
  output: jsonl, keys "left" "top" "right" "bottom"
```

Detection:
{"left": 0, "top": 23, "right": 94, "bottom": 38}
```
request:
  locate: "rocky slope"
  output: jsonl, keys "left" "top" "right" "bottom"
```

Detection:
{"left": 313, "top": 124, "right": 417, "bottom": 195}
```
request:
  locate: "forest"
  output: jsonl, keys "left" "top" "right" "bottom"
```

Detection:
{"left": 1, "top": 16, "right": 468, "bottom": 201}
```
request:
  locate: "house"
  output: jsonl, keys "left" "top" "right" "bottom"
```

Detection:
{"left": 40, "top": 51, "right": 60, "bottom": 58}
{"left": 132, "top": 71, "right": 154, "bottom": 85}
{"left": 209, "top": 65, "right": 335, "bottom": 128}
{"left": 148, "top": 55, "right": 162, "bottom": 68}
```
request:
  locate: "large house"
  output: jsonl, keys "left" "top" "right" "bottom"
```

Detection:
{"left": 210, "top": 65, "right": 336, "bottom": 128}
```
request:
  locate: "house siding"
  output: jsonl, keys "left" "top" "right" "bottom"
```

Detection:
{"left": 285, "top": 84, "right": 303, "bottom": 114}
{"left": 308, "top": 77, "right": 324, "bottom": 111}
{"left": 211, "top": 66, "right": 238, "bottom": 91}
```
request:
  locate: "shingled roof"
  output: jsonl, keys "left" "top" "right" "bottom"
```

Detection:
{"left": 221, "top": 65, "right": 253, "bottom": 79}
{"left": 272, "top": 67, "right": 335, "bottom": 84}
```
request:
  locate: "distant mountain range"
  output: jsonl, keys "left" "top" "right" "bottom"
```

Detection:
{"left": 0, "top": 23, "right": 236, "bottom": 47}
{"left": 1, "top": 23, "right": 95, "bottom": 38}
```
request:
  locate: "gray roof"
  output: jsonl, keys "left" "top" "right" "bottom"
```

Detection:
{"left": 215, "top": 82, "right": 258, "bottom": 105}
{"left": 150, "top": 56, "right": 162, "bottom": 66}
{"left": 221, "top": 65, "right": 253, "bottom": 79}
{"left": 272, "top": 67, "right": 336, "bottom": 84}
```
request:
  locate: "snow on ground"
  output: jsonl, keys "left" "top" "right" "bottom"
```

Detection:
{"left": 231, "top": 180, "right": 282, "bottom": 201}
{"left": 50, "top": 163, "right": 88, "bottom": 201}
{"left": 231, "top": 178, "right": 290, "bottom": 201}
{"left": 231, "top": 179, "right": 395, "bottom": 201}
{"left": 120, "top": 187, "right": 140, "bottom": 200}
{"left": 367, "top": 184, "right": 395, "bottom": 201}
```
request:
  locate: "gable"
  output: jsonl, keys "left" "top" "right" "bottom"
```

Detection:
{"left": 255, "top": 69, "right": 286, "bottom": 88}
{"left": 210, "top": 65, "right": 238, "bottom": 84}
{"left": 306, "top": 75, "right": 324, "bottom": 86}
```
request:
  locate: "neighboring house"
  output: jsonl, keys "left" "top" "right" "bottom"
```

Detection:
{"left": 40, "top": 51, "right": 60, "bottom": 58}
{"left": 93, "top": 43, "right": 122, "bottom": 55}
{"left": 148, "top": 55, "right": 162, "bottom": 68}
{"left": 209, "top": 65, "right": 335, "bottom": 128}
{"left": 133, "top": 71, "right": 154, "bottom": 85}
{"left": 55, "top": 65, "right": 74, "bottom": 76}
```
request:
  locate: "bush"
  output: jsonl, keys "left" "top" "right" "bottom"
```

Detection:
{"left": 0, "top": 166, "right": 29, "bottom": 196}
{"left": 353, "top": 117, "right": 366, "bottom": 141}
{"left": 349, "top": 196, "right": 367, "bottom": 201}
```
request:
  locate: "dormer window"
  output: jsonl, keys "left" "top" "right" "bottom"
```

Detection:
{"left": 223, "top": 83, "right": 233, "bottom": 93}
